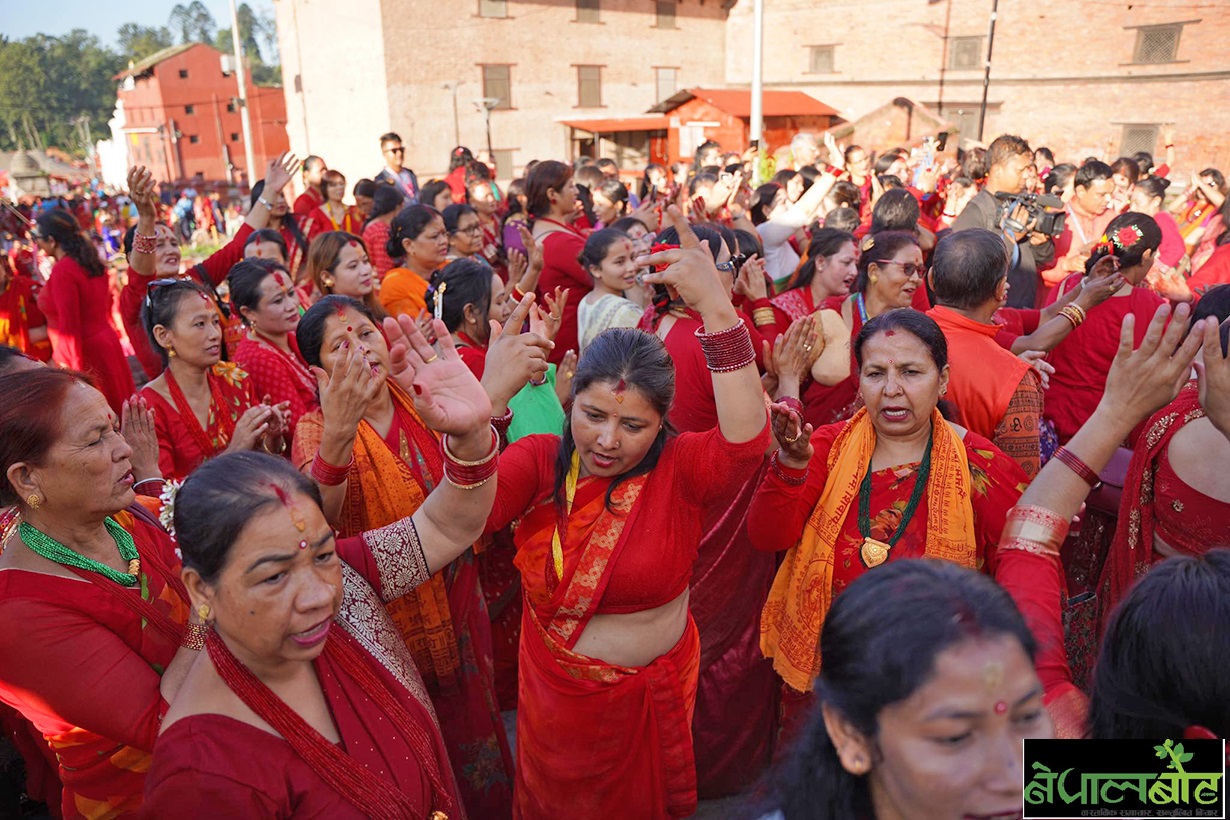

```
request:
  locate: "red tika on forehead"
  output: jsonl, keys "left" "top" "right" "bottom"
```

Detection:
{"left": 335, "top": 304, "right": 347, "bottom": 321}
{"left": 271, "top": 483, "right": 307, "bottom": 533}
{"left": 613, "top": 378, "right": 627, "bottom": 403}
{"left": 272, "top": 270, "right": 288, "bottom": 288}
{"left": 348, "top": 239, "right": 359, "bottom": 249}
{"left": 884, "top": 330, "right": 896, "bottom": 337}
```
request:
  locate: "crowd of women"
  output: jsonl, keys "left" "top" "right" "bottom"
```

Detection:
{"left": 0, "top": 130, "right": 1225, "bottom": 820}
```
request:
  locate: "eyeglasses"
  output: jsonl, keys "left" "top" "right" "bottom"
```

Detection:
{"left": 878, "top": 261, "right": 925, "bottom": 278}
{"left": 385, "top": 147, "right": 405, "bottom": 155}
{"left": 453, "top": 224, "right": 483, "bottom": 236}
{"left": 716, "top": 259, "right": 736, "bottom": 273}
{"left": 731, "top": 253, "right": 749, "bottom": 272}
{"left": 144, "top": 277, "right": 184, "bottom": 307}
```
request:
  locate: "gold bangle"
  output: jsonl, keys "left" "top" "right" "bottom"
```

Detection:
{"left": 441, "top": 425, "right": 499, "bottom": 466}
{"left": 182, "top": 622, "right": 210, "bottom": 651}
{"left": 998, "top": 505, "right": 1068, "bottom": 558}
{"left": 752, "top": 307, "right": 776, "bottom": 327}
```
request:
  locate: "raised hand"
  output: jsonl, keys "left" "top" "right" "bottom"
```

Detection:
{"left": 1017, "top": 350, "right": 1055, "bottom": 391}
{"left": 1099, "top": 303, "right": 1208, "bottom": 430}
{"left": 261, "top": 398, "right": 292, "bottom": 442}
{"left": 733, "top": 254, "right": 768, "bottom": 301}
{"left": 774, "top": 315, "right": 821, "bottom": 394}
{"left": 126, "top": 166, "right": 160, "bottom": 218}
{"left": 515, "top": 223, "right": 544, "bottom": 293}
{"left": 310, "top": 342, "right": 385, "bottom": 439}
{"left": 1195, "top": 318, "right": 1230, "bottom": 439}
{"left": 507, "top": 247, "right": 528, "bottom": 290}
{"left": 770, "top": 402, "right": 814, "bottom": 467}
{"left": 120, "top": 395, "right": 161, "bottom": 481}
{"left": 264, "top": 151, "right": 302, "bottom": 196}
{"left": 824, "top": 132, "right": 844, "bottom": 170}
{"left": 1076, "top": 255, "right": 1127, "bottom": 311}
{"left": 535, "top": 286, "right": 568, "bottom": 342}
{"left": 555, "top": 349, "right": 577, "bottom": 406}
{"left": 227, "top": 405, "right": 274, "bottom": 453}
{"left": 384, "top": 314, "right": 493, "bottom": 438}
{"left": 482, "top": 293, "right": 552, "bottom": 407}
{"left": 638, "top": 205, "right": 733, "bottom": 320}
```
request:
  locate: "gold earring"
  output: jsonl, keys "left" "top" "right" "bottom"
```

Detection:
{"left": 26, "top": 494, "right": 41, "bottom": 509}
{"left": 869, "top": 274, "right": 879, "bottom": 284}
{"left": 322, "top": 276, "right": 335, "bottom": 289}
{"left": 167, "top": 346, "right": 176, "bottom": 358}
{"left": 197, "top": 604, "right": 211, "bottom": 622}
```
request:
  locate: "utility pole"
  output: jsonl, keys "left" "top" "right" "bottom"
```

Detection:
{"left": 750, "top": 0, "right": 764, "bottom": 148}
{"left": 977, "top": 0, "right": 999, "bottom": 142}
{"left": 229, "top": 0, "right": 257, "bottom": 186}
{"left": 479, "top": 98, "right": 498, "bottom": 165}
{"left": 443, "top": 82, "right": 462, "bottom": 147}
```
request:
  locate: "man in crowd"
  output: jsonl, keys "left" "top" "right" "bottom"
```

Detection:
{"left": 952, "top": 134, "right": 1056, "bottom": 308}
{"left": 375, "top": 132, "right": 419, "bottom": 203}
{"left": 926, "top": 229, "right": 1044, "bottom": 478}
{"left": 292, "top": 155, "right": 327, "bottom": 217}
{"left": 1050, "top": 160, "right": 1117, "bottom": 280}
{"left": 789, "top": 133, "right": 820, "bottom": 171}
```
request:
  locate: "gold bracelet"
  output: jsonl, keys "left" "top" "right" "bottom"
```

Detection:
{"left": 752, "top": 307, "right": 776, "bottom": 327}
{"left": 182, "top": 622, "right": 210, "bottom": 651}
{"left": 441, "top": 425, "right": 499, "bottom": 466}
{"left": 1059, "top": 304, "right": 1085, "bottom": 328}
{"left": 998, "top": 505, "right": 1068, "bottom": 558}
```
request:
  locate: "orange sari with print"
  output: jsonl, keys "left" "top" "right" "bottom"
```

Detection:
{"left": 512, "top": 474, "right": 701, "bottom": 820}
{"left": 292, "top": 383, "right": 512, "bottom": 817}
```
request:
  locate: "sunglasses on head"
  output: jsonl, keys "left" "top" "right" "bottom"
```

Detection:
{"left": 144, "top": 277, "right": 184, "bottom": 308}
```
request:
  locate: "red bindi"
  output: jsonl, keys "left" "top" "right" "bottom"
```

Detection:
{"left": 993, "top": 701, "right": 1007, "bottom": 715}
{"left": 335, "top": 305, "right": 347, "bottom": 320}
{"left": 884, "top": 330, "right": 896, "bottom": 337}
{"left": 348, "top": 240, "right": 359, "bottom": 249}
{"left": 346, "top": 326, "right": 353, "bottom": 332}
{"left": 613, "top": 378, "right": 627, "bottom": 404}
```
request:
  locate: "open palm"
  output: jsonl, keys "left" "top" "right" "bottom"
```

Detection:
{"left": 384, "top": 314, "right": 492, "bottom": 435}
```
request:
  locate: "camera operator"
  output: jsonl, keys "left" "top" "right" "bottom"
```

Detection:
{"left": 952, "top": 134, "right": 1055, "bottom": 308}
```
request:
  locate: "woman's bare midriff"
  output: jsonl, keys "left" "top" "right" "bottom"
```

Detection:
{"left": 571, "top": 589, "right": 690, "bottom": 669}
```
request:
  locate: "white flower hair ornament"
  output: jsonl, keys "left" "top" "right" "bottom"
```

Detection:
{"left": 158, "top": 479, "right": 182, "bottom": 540}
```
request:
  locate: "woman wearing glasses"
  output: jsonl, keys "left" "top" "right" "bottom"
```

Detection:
{"left": 442, "top": 203, "right": 487, "bottom": 265}
{"left": 793, "top": 231, "right": 926, "bottom": 428}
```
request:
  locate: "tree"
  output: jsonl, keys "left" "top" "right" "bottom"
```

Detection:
{"left": 116, "top": 23, "right": 174, "bottom": 63}
{"left": 169, "top": 1, "right": 216, "bottom": 45}
{"left": 215, "top": 4, "right": 282, "bottom": 87}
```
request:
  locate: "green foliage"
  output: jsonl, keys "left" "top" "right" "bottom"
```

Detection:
{"left": 0, "top": 3, "right": 282, "bottom": 156}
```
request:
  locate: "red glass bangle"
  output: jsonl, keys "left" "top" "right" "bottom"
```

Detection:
{"left": 778, "top": 396, "right": 805, "bottom": 418}
{"left": 310, "top": 451, "right": 354, "bottom": 486}
{"left": 131, "top": 232, "right": 157, "bottom": 255}
{"left": 770, "top": 451, "right": 808, "bottom": 486}
{"left": 1053, "top": 447, "right": 1100, "bottom": 489}
{"left": 696, "top": 322, "right": 755, "bottom": 373}
{"left": 491, "top": 407, "right": 514, "bottom": 451}
{"left": 443, "top": 426, "right": 499, "bottom": 489}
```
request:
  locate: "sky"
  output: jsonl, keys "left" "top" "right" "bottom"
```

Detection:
{"left": 3, "top": 0, "right": 275, "bottom": 48}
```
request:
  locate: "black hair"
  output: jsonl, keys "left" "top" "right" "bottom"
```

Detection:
{"left": 442, "top": 203, "right": 477, "bottom": 235}
{"left": 1034, "top": 146, "right": 1055, "bottom": 166}
{"left": 503, "top": 178, "right": 527, "bottom": 221}
{"left": 140, "top": 279, "right": 218, "bottom": 368}
{"left": 1131, "top": 151, "right": 1155, "bottom": 176}
{"left": 174, "top": 451, "right": 323, "bottom": 584}
{"left": 0, "top": 344, "right": 34, "bottom": 376}
{"left": 872, "top": 152, "right": 902, "bottom": 176}
{"left": 250, "top": 179, "right": 308, "bottom": 258}
{"left": 961, "top": 146, "right": 989, "bottom": 181}
{"left": 1044, "top": 163, "right": 1077, "bottom": 196}
{"left": 418, "top": 180, "right": 452, "bottom": 210}
{"left": 878, "top": 175, "right": 904, "bottom": 191}
{"left": 853, "top": 230, "right": 919, "bottom": 293}
{"left": 828, "top": 180, "right": 861, "bottom": 211}
{"left": 688, "top": 172, "right": 719, "bottom": 199}
{"left": 656, "top": 223, "right": 724, "bottom": 262}
{"left": 823, "top": 207, "right": 860, "bottom": 235}
{"left": 733, "top": 228, "right": 764, "bottom": 258}
{"left": 1135, "top": 176, "right": 1171, "bottom": 203}
{"left": 750, "top": 183, "right": 784, "bottom": 225}
{"left": 594, "top": 157, "right": 618, "bottom": 172}
{"left": 1089, "top": 550, "right": 1230, "bottom": 740}
{"left": 855, "top": 308, "right": 948, "bottom": 372}
{"left": 593, "top": 178, "right": 629, "bottom": 218}
{"left": 1075, "top": 160, "right": 1114, "bottom": 190}
{"left": 609, "top": 216, "right": 649, "bottom": 236}
{"left": 578, "top": 228, "right": 631, "bottom": 273}
{"left": 554, "top": 328, "right": 676, "bottom": 511}
{"left": 693, "top": 139, "right": 722, "bottom": 168}
{"left": 1110, "top": 157, "right": 1140, "bottom": 186}
{"left": 930, "top": 229, "right": 1010, "bottom": 311}
{"left": 425, "top": 258, "right": 495, "bottom": 333}
{"left": 243, "top": 228, "right": 288, "bottom": 260}
{"left": 793, "top": 228, "right": 856, "bottom": 291}
{"left": 1191, "top": 284, "right": 1230, "bottom": 329}
{"left": 1199, "top": 168, "right": 1226, "bottom": 193}
{"left": 869, "top": 188, "right": 920, "bottom": 234}
{"left": 297, "top": 295, "right": 375, "bottom": 370}
{"left": 761, "top": 559, "right": 1034, "bottom": 820}
{"left": 226, "top": 258, "right": 290, "bottom": 322}
{"left": 639, "top": 162, "right": 666, "bottom": 201}
{"left": 1084, "top": 211, "right": 1161, "bottom": 275}
{"left": 35, "top": 209, "right": 106, "bottom": 278}
{"left": 448, "top": 146, "right": 474, "bottom": 173}
{"left": 387, "top": 204, "right": 442, "bottom": 259}
{"left": 353, "top": 178, "right": 376, "bottom": 200}
{"left": 575, "top": 165, "right": 605, "bottom": 191}
{"left": 986, "top": 134, "right": 1031, "bottom": 172}
{"left": 366, "top": 185, "right": 405, "bottom": 226}
{"left": 772, "top": 170, "right": 798, "bottom": 190}
{"left": 379, "top": 132, "right": 401, "bottom": 146}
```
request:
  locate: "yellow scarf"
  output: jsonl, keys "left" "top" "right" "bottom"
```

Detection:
{"left": 760, "top": 407, "right": 978, "bottom": 692}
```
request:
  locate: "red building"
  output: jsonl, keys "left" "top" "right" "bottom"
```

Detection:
{"left": 115, "top": 43, "right": 289, "bottom": 187}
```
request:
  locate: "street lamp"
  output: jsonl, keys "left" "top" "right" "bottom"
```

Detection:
{"left": 442, "top": 82, "right": 462, "bottom": 147}
{"left": 476, "top": 97, "right": 500, "bottom": 165}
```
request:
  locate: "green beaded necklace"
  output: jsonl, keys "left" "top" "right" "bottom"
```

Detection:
{"left": 19, "top": 517, "right": 142, "bottom": 586}
{"left": 858, "top": 432, "right": 933, "bottom": 569}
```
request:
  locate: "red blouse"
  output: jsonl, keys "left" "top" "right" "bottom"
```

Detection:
{"left": 232, "top": 334, "right": 318, "bottom": 437}
{"left": 536, "top": 223, "right": 592, "bottom": 363}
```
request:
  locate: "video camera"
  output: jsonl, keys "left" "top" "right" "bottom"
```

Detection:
{"left": 993, "top": 191, "right": 1066, "bottom": 238}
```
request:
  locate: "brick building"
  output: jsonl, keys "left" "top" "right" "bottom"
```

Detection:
{"left": 725, "top": 0, "right": 1230, "bottom": 172}
{"left": 116, "top": 43, "right": 290, "bottom": 186}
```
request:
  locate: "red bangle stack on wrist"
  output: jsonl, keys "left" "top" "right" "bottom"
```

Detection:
{"left": 132, "top": 232, "right": 156, "bottom": 255}
{"left": 696, "top": 322, "right": 755, "bottom": 372}
{"left": 778, "top": 396, "right": 805, "bottom": 418}
{"left": 443, "top": 426, "right": 499, "bottom": 489}
{"left": 771, "top": 450, "right": 808, "bottom": 485}
{"left": 311, "top": 451, "right": 354, "bottom": 486}
{"left": 1053, "top": 447, "right": 1101, "bottom": 488}
{"left": 491, "top": 407, "right": 514, "bottom": 450}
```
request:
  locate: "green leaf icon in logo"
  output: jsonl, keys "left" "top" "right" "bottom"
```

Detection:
{"left": 1154, "top": 744, "right": 1168, "bottom": 759}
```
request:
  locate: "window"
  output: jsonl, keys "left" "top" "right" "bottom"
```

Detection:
{"left": 226, "top": 101, "right": 236, "bottom": 113}
{"left": 808, "top": 45, "right": 835, "bottom": 74}
{"left": 576, "top": 0, "right": 600, "bottom": 23}
{"left": 230, "top": 132, "right": 240, "bottom": 142}
{"left": 491, "top": 149, "right": 515, "bottom": 176}
{"left": 655, "top": 1, "right": 676, "bottom": 29}
{"left": 178, "top": 69, "right": 189, "bottom": 79}
{"left": 1120, "top": 124, "right": 1159, "bottom": 157}
{"left": 577, "top": 65, "right": 602, "bottom": 107}
{"left": 948, "top": 36, "right": 983, "bottom": 70}
{"left": 482, "top": 65, "right": 512, "bottom": 110}
{"left": 654, "top": 67, "right": 678, "bottom": 103}
{"left": 478, "top": 0, "right": 507, "bottom": 18}
{"left": 184, "top": 104, "right": 195, "bottom": 115}
{"left": 188, "top": 135, "right": 200, "bottom": 144}
{"left": 1133, "top": 24, "right": 1182, "bottom": 63}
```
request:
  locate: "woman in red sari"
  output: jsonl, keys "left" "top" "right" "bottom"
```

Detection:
{"left": 362, "top": 185, "right": 406, "bottom": 282}
{"left": 485, "top": 209, "right": 769, "bottom": 819}
{"left": 291, "top": 295, "right": 527, "bottom": 816}
{"left": 229, "top": 259, "right": 319, "bottom": 437}
{"left": 528, "top": 160, "right": 591, "bottom": 364}
{"left": 802, "top": 231, "right": 924, "bottom": 428}
{"left": 765, "top": 228, "right": 857, "bottom": 334}
{"left": 304, "top": 231, "right": 387, "bottom": 320}
{"left": 1044, "top": 212, "right": 1167, "bottom": 443}
{"left": 145, "top": 331, "right": 501, "bottom": 817}
{"left": 754, "top": 309, "right": 1029, "bottom": 734}
{"left": 31, "top": 209, "right": 133, "bottom": 414}
{"left": 0, "top": 253, "right": 50, "bottom": 360}
{"left": 305, "top": 169, "right": 363, "bottom": 242}
{"left": 138, "top": 280, "right": 290, "bottom": 481}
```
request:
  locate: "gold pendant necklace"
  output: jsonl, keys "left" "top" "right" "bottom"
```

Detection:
{"left": 860, "top": 537, "right": 892, "bottom": 569}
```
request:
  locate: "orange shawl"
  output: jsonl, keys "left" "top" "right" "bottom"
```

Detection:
{"left": 295, "top": 384, "right": 461, "bottom": 691}
{"left": 760, "top": 408, "right": 977, "bottom": 692}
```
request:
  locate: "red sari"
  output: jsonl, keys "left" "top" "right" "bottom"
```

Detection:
{"left": 306, "top": 204, "right": 362, "bottom": 242}
{"left": 1044, "top": 276, "right": 1164, "bottom": 443}
{"left": 39, "top": 257, "right": 134, "bottom": 413}
{"left": 0, "top": 511, "right": 189, "bottom": 819}
{"left": 142, "top": 526, "right": 461, "bottom": 819}
{"left": 487, "top": 425, "right": 770, "bottom": 818}
{"left": 535, "top": 220, "right": 591, "bottom": 363}
{"left": 232, "top": 333, "right": 318, "bottom": 437}
{"left": 139, "top": 362, "right": 258, "bottom": 481}
{"left": 0, "top": 274, "right": 51, "bottom": 360}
